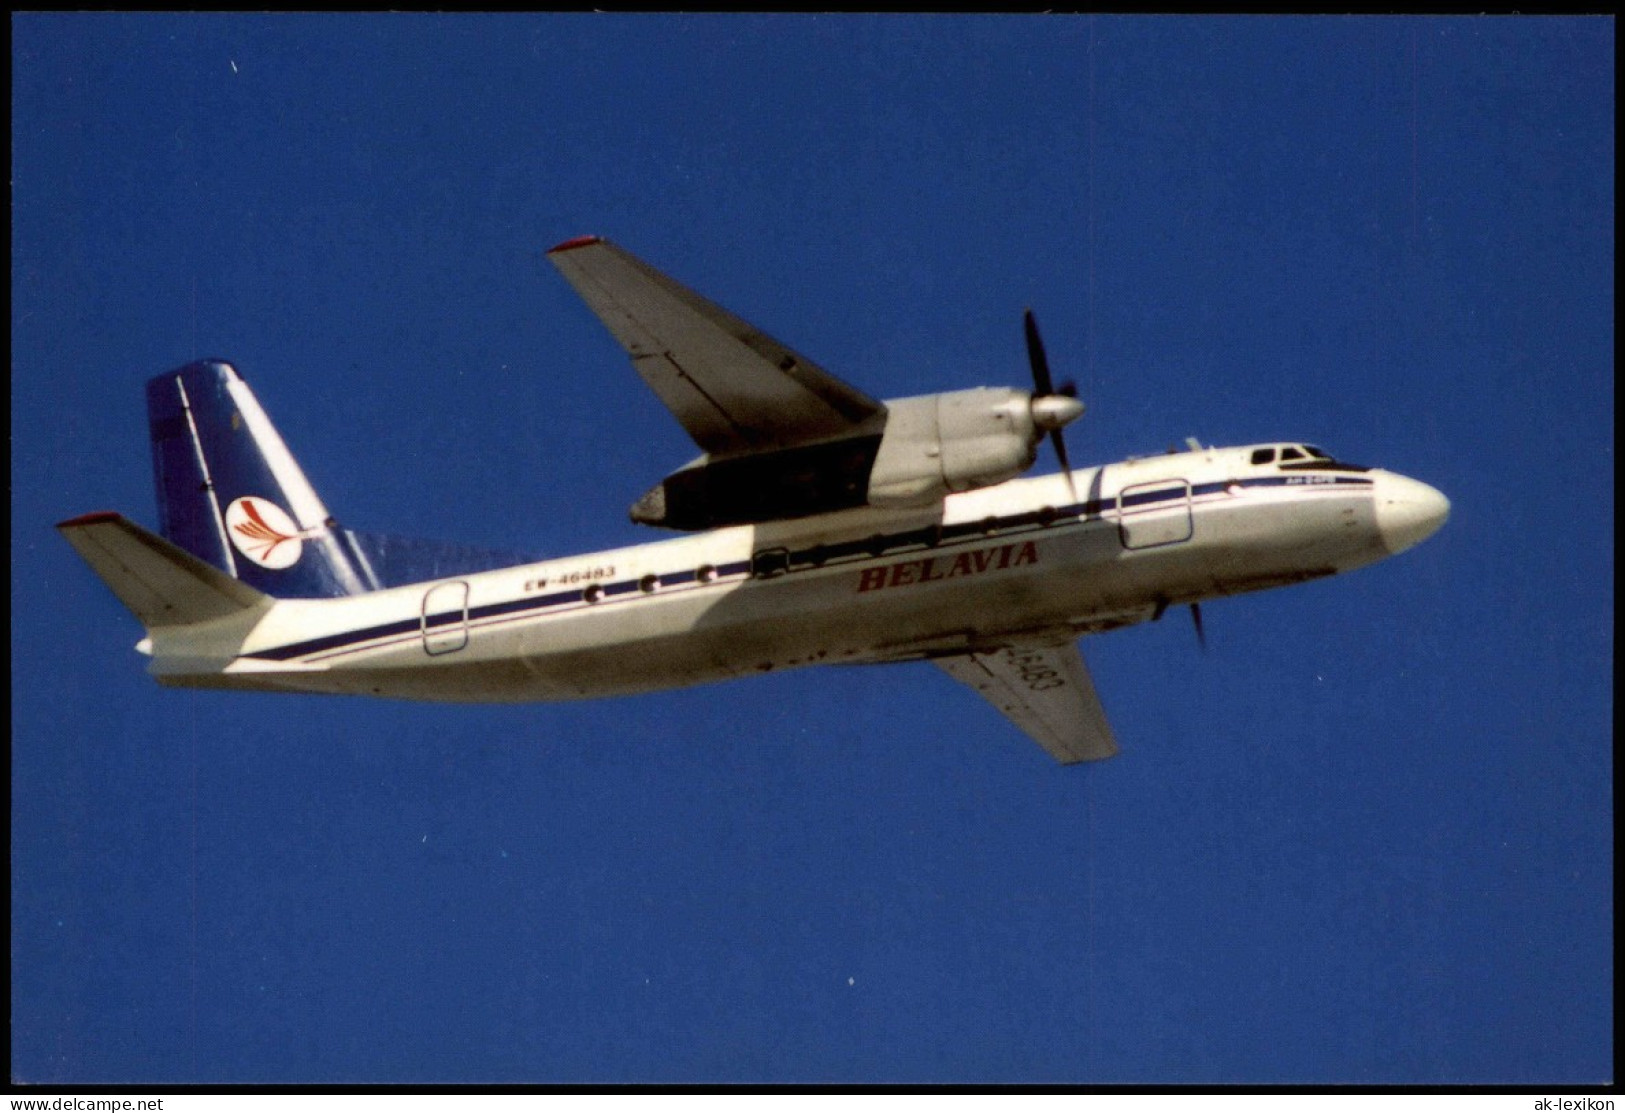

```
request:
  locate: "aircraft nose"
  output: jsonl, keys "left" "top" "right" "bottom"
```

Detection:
{"left": 1374, "top": 473, "right": 1450, "bottom": 554}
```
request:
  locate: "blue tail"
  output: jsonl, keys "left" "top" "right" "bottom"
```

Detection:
{"left": 147, "top": 360, "right": 540, "bottom": 598}
{"left": 147, "top": 361, "right": 375, "bottom": 597}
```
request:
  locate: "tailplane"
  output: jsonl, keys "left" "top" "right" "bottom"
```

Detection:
{"left": 56, "top": 512, "right": 271, "bottom": 628}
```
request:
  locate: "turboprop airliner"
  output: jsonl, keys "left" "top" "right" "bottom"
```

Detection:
{"left": 59, "top": 236, "right": 1449, "bottom": 763}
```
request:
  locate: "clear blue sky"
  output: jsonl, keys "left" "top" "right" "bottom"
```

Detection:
{"left": 12, "top": 14, "right": 1613, "bottom": 1084}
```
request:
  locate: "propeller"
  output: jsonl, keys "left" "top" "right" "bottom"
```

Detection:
{"left": 1023, "top": 309, "right": 1085, "bottom": 503}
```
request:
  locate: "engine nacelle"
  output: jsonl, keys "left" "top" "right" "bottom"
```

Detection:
{"left": 627, "top": 387, "right": 1059, "bottom": 530}
{"left": 866, "top": 388, "right": 1040, "bottom": 507}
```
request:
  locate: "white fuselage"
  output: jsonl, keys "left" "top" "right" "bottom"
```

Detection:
{"left": 149, "top": 445, "right": 1446, "bottom": 702}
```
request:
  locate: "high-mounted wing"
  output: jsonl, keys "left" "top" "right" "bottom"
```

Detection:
{"left": 547, "top": 237, "right": 883, "bottom": 457}
{"left": 934, "top": 641, "right": 1119, "bottom": 764}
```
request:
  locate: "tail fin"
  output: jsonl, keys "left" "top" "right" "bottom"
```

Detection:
{"left": 146, "top": 361, "right": 376, "bottom": 598}
{"left": 57, "top": 512, "right": 271, "bottom": 627}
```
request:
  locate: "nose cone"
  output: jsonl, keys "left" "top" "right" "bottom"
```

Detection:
{"left": 1374, "top": 473, "right": 1450, "bottom": 554}
{"left": 1030, "top": 394, "right": 1085, "bottom": 431}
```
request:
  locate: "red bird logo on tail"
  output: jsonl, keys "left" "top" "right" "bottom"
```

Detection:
{"left": 225, "top": 496, "right": 310, "bottom": 569}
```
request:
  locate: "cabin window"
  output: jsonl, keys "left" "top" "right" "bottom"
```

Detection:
{"left": 1280, "top": 447, "right": 1304, "bottom": 461}
{"left": 1304, "top": 444, "right": 1330, "bottom": 459}
{"left": 696, "top": 564, "right": 717, "bottom": 584}
{"left": 583, "top": 584, "right": 604, "bottom": 604}
{"left": 1251, "top": 448, "right": 1276, "bottom": 465}
{"left": 638, "top": 573, "right": 659, "bottom": 594}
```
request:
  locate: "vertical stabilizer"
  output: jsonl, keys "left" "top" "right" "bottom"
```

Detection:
{"left": 146, "top": 360, "right": 376, "bottom": 598}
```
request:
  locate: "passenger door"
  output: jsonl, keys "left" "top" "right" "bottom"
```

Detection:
{"left": 421, "top": 581, "right": 470, "bottom": 655}
{"left": 1117, "top": 479, "right": 1194, "bottom": 549}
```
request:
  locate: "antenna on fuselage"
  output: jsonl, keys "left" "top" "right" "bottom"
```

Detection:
{"left": 1154, "top": 596, "right": 1210, "bottom": 653}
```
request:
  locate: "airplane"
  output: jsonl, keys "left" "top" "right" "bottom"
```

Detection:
{"left": 58, "top": 236, "right": 1449, "bottom": 764}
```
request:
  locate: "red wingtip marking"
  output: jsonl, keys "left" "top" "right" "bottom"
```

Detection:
{"left": 57, "top": 511, "right": 123, "bottom": 529}
{"left": 548, "top": 235, "right": 602, "bottom": 254}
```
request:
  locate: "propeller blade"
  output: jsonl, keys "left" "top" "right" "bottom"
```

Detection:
{"left": 1023, "top": 309, "right": 1055, "bottom": 397}
{"left": 1050, "top": 429, "right": 1073, "bottom": 479}
{"left": 1024, "top": 309, "right": 1080, "bottom": 504}
{"left": 1190, "top": 603, "right": 1207, "bottom": 651}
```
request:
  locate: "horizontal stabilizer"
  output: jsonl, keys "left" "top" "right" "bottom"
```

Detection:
{"left": 58, "top": 512, "right": 270, "bottom": 628}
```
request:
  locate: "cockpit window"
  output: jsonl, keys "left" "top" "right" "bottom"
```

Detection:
{"left": 1250, "top": 447, "right": 1276, "bottom": 465}
{"left": 1274, "top": 443, "right": 1372, "bottom": 473}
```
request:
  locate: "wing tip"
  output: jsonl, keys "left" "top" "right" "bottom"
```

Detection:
{"left": 57, "top": 510, "right": 124, "bottom": 530}
{"left": 547, "top": 235, "right": 603, "bottom": 255}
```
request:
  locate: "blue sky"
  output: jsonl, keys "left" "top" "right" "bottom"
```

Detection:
{"left": 11, "top": 14, "right": 1613, "bottom": 1084}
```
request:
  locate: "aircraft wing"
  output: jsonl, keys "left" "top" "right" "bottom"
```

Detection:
{"left": 547, "top": 236, "right": 883, "bottom": 456}
{"left": 933, "top": 641, "right": 1119, "bottom": 764}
